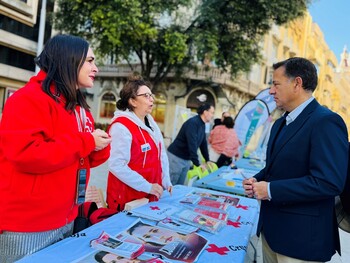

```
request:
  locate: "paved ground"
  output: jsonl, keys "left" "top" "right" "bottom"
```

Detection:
{"left": 89, "top": 161, "right": 350, "bottom": 263}
{"left": 244, "top": 230, "right": 350, "bottom": 263}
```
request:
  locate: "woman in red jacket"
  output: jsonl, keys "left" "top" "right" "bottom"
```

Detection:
{"left": 0, "top": 34, "right": 112, "bottom": 262}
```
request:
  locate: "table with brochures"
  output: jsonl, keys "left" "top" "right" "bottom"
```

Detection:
{"left": 18, "top": 185, "right": 259, "bottom": 263}
{"left": 193, "top": 158, "right": 266, "bottom": 196}
{"left": 234, "top": 157, "right": 265, "bottom": 172}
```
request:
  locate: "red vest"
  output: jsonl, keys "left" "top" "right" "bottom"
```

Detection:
{"left": 106, "top": 117, "right": 162, "bottom": 211}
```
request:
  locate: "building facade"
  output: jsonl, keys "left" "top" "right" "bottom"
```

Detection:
{"left": 90, "top": 11, "right": 350, "bottom": 140}
{"left": 0, "top": 0, "right": 53, "bottom": 114}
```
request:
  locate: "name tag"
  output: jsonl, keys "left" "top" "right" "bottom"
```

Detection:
{"left": 141, "top": 143, "right": 151, "bottom": 152}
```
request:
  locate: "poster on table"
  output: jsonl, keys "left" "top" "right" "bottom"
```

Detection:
{"left": 75, "top": 218, "right": 208, "bottom": 263}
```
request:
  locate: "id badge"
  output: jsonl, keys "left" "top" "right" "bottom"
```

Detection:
{"left": 76, "top": 168, "right": 87, "bottom": 204}
{"left": 141, "top": 143, "right": 151, "bottom": 152}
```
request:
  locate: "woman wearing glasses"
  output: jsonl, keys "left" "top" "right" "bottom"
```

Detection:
{"left": 106, "top": 74, "right": 172, "bottom": 211}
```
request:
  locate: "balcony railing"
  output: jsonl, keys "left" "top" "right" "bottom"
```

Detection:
{"left": 97, "top": 64, "right": 261, "bottom": 96}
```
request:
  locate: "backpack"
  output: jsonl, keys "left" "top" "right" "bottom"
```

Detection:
{"left": 335, "top": 142, "right": 350, "bottom": 233}
{"left": 73, "top": 202, "right": 117, "bottom": 234}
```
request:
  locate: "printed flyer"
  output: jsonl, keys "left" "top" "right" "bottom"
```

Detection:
{"left": 115, "top": 219, "right": 208, "bottom": 263}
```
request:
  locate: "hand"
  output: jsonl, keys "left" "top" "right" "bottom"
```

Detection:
{"left": 243, "top": 177, "right": 257, "bottom": 198}
{"left": 199, "top": 163, "right": 208, "bottom": 172}
{"left": 92, "top": 129, "right": 112, "bottom": 151}
{"left": 167, "top": 186, "right": 173, "bottom": 196}
{"left": 252, "top": 181, "right": 269, "bottom": 200}
{"left": 150, "top": 183, "right": 163, "bottom": 199}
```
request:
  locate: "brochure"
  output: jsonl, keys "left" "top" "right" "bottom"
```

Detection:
{"left": 156, "top": 217, "right": 199, "bottom": 234}
{"left": 180, "top": 195, "right": 229, "bottom": 212}
{"left": 182, "top": 190, "right": 240, "bottom": 206}
{"left": 171, "top": 208, "right": 225, "bottom": 233}
{"left": 114, "top": 219, "right": 208, "bottom": 263}
{"left": 191, "top": 207, "right": 228, "bottom": 221}
{"left": 129, "top": 202, "right": 180, "bottom": 221}
{"left": 90, "top": 231, "right": 145, "bottom": 259}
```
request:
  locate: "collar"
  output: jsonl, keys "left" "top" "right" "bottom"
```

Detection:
{"left": 285, "top": 97, "right": 314, "bottom": 125}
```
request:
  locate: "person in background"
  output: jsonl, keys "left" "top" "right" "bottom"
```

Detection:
{"left": 106, "top": 74, "right": 172, "bottom": 212}
{"left": 167, "top": 103, "right": 215, "bottom": 185}
{"left": 212, "top": 111, "right": 230, "bottom": 129}
{"left": 243, "top": 57, "right": 348, "bottom": 262}
{"left": 208, "top": 116, "right": 241, "bottom": 167}
{"left": 0, "top": 34, "right": 111, "bottom": 262}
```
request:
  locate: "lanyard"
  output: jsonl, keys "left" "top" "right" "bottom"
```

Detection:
{"left": 74, "top": 106, "right": 87, "bottom": 166}
{"left": 74, "top": 106, "right": 87, "bottom": 204}
{"left": 74, "top": 107, "right": 87, "bottom": 132}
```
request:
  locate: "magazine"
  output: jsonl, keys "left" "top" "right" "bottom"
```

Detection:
{"left": 156, "top": 217, "right": 199, "bottom": 234}
{"left": 114, "top": 219, "right": 208, "bottom": 263}
{"left": 90, "top": 231, "right": 145, "bottom": 259}
{"left": 73, "top": 250, "right": 169, "bottom": 263}
{"left": 129, "top": 202, "right": 180, "bottom": 221}
{"left": 171, "top": 208, "right": 225, "bottom": 233}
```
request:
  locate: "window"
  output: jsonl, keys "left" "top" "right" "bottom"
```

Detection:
{"left": 151, "top": 93, "right": 167, "bottom": 123}
{"left": 99, "top": 92, "right": 116, "bottom": 118}
{"left": 0, "top": 45, "right": 35, "bottom": 71}
{"left": 0, "top": 0, "right": 53, "bottom": 42}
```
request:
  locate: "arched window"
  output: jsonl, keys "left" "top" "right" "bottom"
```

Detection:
{"left": 100, "top": 92, "right": 116, "bottom": 118}
{"left": 186, "top": 89, "right": 215, "bottom": 110}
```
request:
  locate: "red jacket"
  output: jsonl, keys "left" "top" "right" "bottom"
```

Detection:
{"left": 106, "top": 117, "right": 162, "bottom": 211}
{"left": 0, "top": 71, "right": 110, "bottom": 232}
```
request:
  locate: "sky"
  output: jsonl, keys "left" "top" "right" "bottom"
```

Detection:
{"left": 308, "top": 0, "right": 350, "bottom": 60}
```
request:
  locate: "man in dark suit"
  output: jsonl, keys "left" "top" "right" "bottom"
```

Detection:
{"left": 243, "top": 57, "right": 348, "bottom": 262}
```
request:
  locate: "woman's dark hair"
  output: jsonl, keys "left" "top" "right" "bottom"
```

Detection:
{"left": 34, "top": 34, "right": 90, "bottom": 112}
{"left": 223, "top": 116, "right": 234, "bottom": 128}
{"left": 127, "top": 222, "right": 165, "bottom": 247}
{"left": 197, "top": 103, "right": 213, "bottom": 115}
{"left": 117, "top": 73, "right": 152, "bottom": 111}
{"left": 94, "top": 251, "right": 108, "bottom": 262}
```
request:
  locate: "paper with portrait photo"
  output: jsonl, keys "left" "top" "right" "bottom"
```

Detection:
{"left": 115, "top": 219, "right": 208, "bottom": 263}
{"left": 72, "top": 250, "right": 168, "bottom": 263}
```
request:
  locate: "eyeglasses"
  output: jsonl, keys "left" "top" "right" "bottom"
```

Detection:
{"left": 136, "top": 93, "right": 155, "bottom": 100}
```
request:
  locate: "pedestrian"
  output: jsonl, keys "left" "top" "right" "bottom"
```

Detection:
{"left": 0, "top": 34, "right": 112, "bottom": 262}
{"left": 212, "top": 111, "right": 231, "bottom": 129}
{"left": 106, "top": 74, "right": 172, "bottom": 211}
{"left": 243, "top": 57, "right": 348, "bottom": 262}
{"left": 167, "top": 103, "right": 215, "bottom": 185}
{"left": 208, "top": 116, "right": 241, "bottom": 167}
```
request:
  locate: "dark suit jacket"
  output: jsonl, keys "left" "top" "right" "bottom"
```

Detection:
{"left": 340, "top": 142, "right": 350, "bottom": 214}
{"left": 255, "top": 99, "right": 349, "bottom": 261}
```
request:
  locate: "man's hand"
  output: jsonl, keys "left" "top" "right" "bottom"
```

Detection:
{"left": 252, "top": 181, "right": 270, "bottom": 200}
{"left": 243, "top": 177, "right": 257, "bottom": 198}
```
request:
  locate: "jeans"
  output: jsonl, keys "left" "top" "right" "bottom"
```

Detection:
{"left": 167, "top": 150, "right": 191, "bottom": 185}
